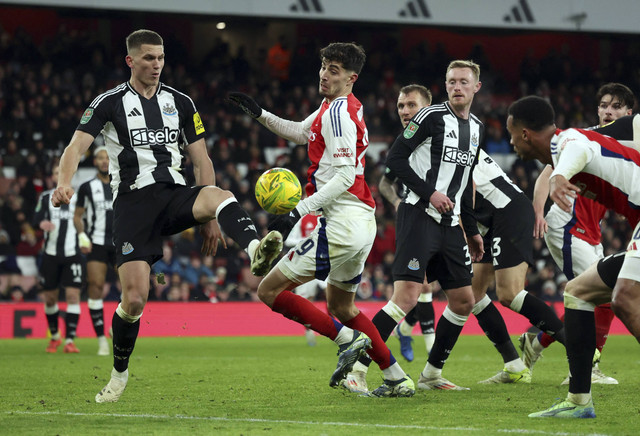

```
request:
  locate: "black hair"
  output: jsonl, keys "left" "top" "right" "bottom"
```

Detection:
{"left": 596, "top": 82, "right": 635, "bottom": 110}
{"left": 319, "top": 42, "right": 366, "bottom": 75}
{"left": 508, "top": 96, "right": 555, "bottom": 131}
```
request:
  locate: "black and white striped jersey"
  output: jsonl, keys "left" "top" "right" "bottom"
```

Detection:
{"left": 34, "top": 189, "right": 79, "bottom": 257}
{"left": 77, "top": 82, "right": 206, "bottom": 198}
{"left": 76, "top": 178, "right": 114, "bottom": 247}
{"left": 473, "top": 149, "right": 524, "bottom": 227}
{"left": 386, "top": 101, "right": 483, "bottom": 227}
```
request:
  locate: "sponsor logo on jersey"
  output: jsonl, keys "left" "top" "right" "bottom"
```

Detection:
{"left": 130, "top": 127, "right": 180, "bottom": 146}
{"left": 193, "top": 112, "right": 205, "bottom": 135}
{"left": 443, "top": 146, "right": 475, "bottom": 166}
{"left": 51, "top": 209, "right": 73, "bottom": 220}
{"left": 403, "top": 121, "right": 419, "bottom": 139}
{"left": 559, "top": 137, "right": 576, "bottom": 152}
{"left": 94, "top": 200, "right": 113, "bottom": 211}
{"left": 333, "top": 147, "right": 353, "bottom": 158}
{"left": 446, "top": 130, "right": 457, "bottom": 139}
{"left": 162, "top": 103, "right": 177, "bottom": 116}
{"left": 80, "top": 108, "right": 94, "bottom": 124}
{"left": 122, "top": 242, "right": 134, "bottom": 255}
{"left": 408, "top": 258, "right": 420, "bottom": 270}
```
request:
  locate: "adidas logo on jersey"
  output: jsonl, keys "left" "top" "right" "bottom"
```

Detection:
{"left": 128, "top": 107, "right": 142, "bottom": 117}
{"left": 122, "top": 242, "right": 134, "bottom": 255}
{"left": 446, "top": 131, "right": 458, "bottom": 139}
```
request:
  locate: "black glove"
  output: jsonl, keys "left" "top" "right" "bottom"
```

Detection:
{"left": 227, "top": 92, "right": 262, "bottom": 118}
{"left": 268, "top": 208, "right": 301, "bottom": 241}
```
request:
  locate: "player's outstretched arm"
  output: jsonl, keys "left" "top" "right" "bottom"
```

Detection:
{"left": 227, "top": 92, "right": 262, "bottom": 118}
{"left": 52, "top": 130, "right": 95, "bottom": 207}
{"left": 227, "top": 91, "right": 314, "bottom": 145}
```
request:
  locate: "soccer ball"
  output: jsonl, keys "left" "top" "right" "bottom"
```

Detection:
{"left": 255, "top": 168, "right": 302, "bottom": 214}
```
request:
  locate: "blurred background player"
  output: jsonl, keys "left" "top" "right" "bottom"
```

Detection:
{"left": 377, "top": 84, "right": 435, "bottom": 361}
{"left": 525, "top": 82, "right": 635, "bottom": 384}
{"left": 35, "top": 163, "right": 86, "bottom": 353}
{"left": 73, "top": 146, "right": 114, "bottom": 356}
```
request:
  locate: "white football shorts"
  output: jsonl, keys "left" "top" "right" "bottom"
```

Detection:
{"left": 545, "top": 226, "right": 603, "bottom": 279}
{"left": 278, "top": 212, "right": 376, "bottom": 293}
{"left": 618, "top": 222, "right": 640, "bottom": 282}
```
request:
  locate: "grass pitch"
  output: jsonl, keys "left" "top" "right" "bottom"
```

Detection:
{"left": 1, "top": 334, "right": 639, "bottom": 435}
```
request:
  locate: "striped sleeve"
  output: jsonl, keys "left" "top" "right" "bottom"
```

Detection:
{"left": 321, "top": 98, "right": 357, "bottom": 167}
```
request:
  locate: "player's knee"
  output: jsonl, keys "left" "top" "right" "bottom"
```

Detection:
{"left": 611, "top": 283, "right": 634, "bottom": 319}
{"left": 449, "top": 298, "right": 474, "bottom": 316}
{"left": 206, "top": 186, "right": 234, "bottom": 207}
{"left": 122, "top": 295, "right": 147, "bottom": 316}
{"left": 329, "top": 305, "right": 357, "bottom": 323}
{"left": 88, "top": 282, "right": 104, "bottom": 299}
{"left": 256, "top": 282, "right": 276, "bottom": 307}
{"left": 497, "top": 296, "right": 513, "bottom": 308}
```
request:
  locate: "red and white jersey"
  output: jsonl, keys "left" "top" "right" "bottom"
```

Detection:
{"left": 305, "top": 94, "right": 375, "bottom": 216}
{"left": 550, "top": 128, "right": 640, "bottom": 233}
{"left": 545, "top": 194, "right": 607, "bottom": 245}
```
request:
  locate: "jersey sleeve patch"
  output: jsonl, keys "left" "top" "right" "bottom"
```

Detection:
{"left": 80, "top": 108, "right": 94, "bottom": 124}
{"left": 403, "top": 121, "right": 419, "bottom": 139}
{"left": 193, "top": 112, "right": 205, "bottom": 135}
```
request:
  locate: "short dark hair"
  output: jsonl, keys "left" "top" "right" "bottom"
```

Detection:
{"left": 508, "top": 96, "right": 555, "bottom": 131}
{"left": 126, "top": 29, "right": 163, "bottom": 54}
{"left": 319, "top": 42, "right": 366, "bottom": 75}
{"left": 596, "top": 82, "right": 635, "bottom": 109}
{"left": 399, "top": 84, "right": 432, "bottom": 105}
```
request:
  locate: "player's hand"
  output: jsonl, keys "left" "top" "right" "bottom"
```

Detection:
{"left": 467, "top": 233, "right": 485, "bottom": 262}
{"left": 39, "top": 220, "right": 55, "bottom": 232}
{"left": 549, "top": 175, "right": 579, "bottom": 214}
{"left": 429, "top": 191, "right": 455, "bottom": 214}
{"left": 227, "top": 92, "right": 263, "bottom": 119}
{"left": 78, "top": 232, "right": 92, "bottom": 254}
{"left": 51, "top": 186, "right": 75, "bottom": 207}
{"left": 200, "top": 220, "right": 227, "bottom": 257}
{"left": 268, "top": 208, "right": 301, "bottom": 241}
{"left": 533, "top": 213, "right": 548, "bottom": 239}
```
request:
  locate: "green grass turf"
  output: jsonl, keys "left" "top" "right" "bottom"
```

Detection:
{"left": 1, "top": 334, "right": 639, "bottom": 435}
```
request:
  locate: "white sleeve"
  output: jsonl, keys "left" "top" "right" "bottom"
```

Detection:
{"left": 550, "top": 133, "right": 596, "bottom": 180}
{"left": 284, "top": 218, "right": 303, "bottom": 248}
{"left": 257, "top": 109, "right": 318, "bottom": 145}
{"left": 296, "top": 165, "right": 355, "bottom": 216}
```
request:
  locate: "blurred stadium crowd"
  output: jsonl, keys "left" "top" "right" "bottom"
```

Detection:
{"left": 0, "top": 20, "right": 636, "bottom": 304}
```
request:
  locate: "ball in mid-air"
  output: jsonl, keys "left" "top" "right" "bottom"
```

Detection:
{"left": 255, "top": 168, "right": 302, "bottom": 214}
